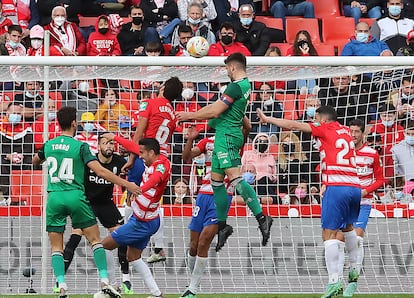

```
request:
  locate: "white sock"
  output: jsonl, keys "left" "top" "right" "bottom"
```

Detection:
{"left": 189, "top": 256, "right": 208, "bottom": 294}
{"left": 324, "top": 239, "right": 340, "bottom": 284}
{"left": 105, "top": 249, "right": 116, "bottom": 286}
{"left": 124, "top": 205, "right": 133, "bottom": 223}
{"left": 356, "top": 236, "right": 364, "bottom": 275}
{"left": 344, "top": 230, "right": 358, "bottom": 272}
{"left": 337, "top": 241, "right": 345, "bottom": 282}
{"left": 122, "top": 273, "right": 131, "bottom": 282}
{"left": 130, "top": 258, "right": 161, "bottom": 296}
{"left": 153, "top": 208, "right": 165, "bottom": 248}
{"left": 187, "top": 252, "right": 196, "bottom": 273}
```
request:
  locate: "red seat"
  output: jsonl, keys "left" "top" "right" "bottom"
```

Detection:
{"left": 119, "top": 91, "right": 139, "bottom": 111}
{"left": 269, "top": 43, "right": 292, "bottom": 56}
{"left": 275, "top": 93, "right": 298, "bottom": 120}
{"left": 314, "top": 43, "right": 336, "bottom": 56}
{"left": 255, "top": 16, "right": 284, "bottom": 30}
{"left": 285, "top": 18, "right": 321, "bottom": 44}
{"left": 322, "top": 17, "right": 354, "bottom": 46}
{"left": 10, "top": 170, "right": 43, "bottom": 206}
{"left": 79, "top": 16, "right": 97, "bottom": 27}
{"left": 307, "top": 0, "right": 340, "bottom": 19}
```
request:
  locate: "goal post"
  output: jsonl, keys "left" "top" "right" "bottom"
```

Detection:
{"left": 0, "top": 56, "right": 413, "bottom": 294}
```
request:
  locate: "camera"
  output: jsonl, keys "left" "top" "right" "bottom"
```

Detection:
{"left": 298, "top": 40, "right": 308, "bottom": 49}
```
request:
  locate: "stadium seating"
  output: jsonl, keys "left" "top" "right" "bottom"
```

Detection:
{"left": 10, "top": 170, "right": 43, "bottom": 206}
{"left": 307, "top": 0, "right": 341, "bottom": 19}
{"left": 285, "top": 18, "right": 321, "bottom": 44}
{"left": 275, "top": 93, "right": 298, "bottom": 120}
{"left": 255, "top": 16, "right": 284, "bottom": 30}
{"left": 322, "top": 17, "right": 355, "bottom": 47}
{"left": 119, "top": 91, "right": 139, "bottom": 111}
{"left": 314, "top": 43, "right": 335, "bottom": 56}
{"left": 269, "top": 43, "right": 292, "bottom": 56}
{"left": 359, "top": 17, "right": 376, "bottom": 27}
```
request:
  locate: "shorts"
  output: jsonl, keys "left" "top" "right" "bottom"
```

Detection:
{"left": 90, "top": 200, "right": 123, "bottom": 229}
{"left": 321, "top": 185, "right": 361, "bottom": 230}
{"left": 353, "top": 204, "right": 371, "bottom": 230}
{"left": 46, "top": 190, "right": 97, "bottom": 233}
{"left": 212, "top": 132, "right": 243, "bottom": 175}
{"left": 111, "top": 215, "right": 160, "bottom": 250}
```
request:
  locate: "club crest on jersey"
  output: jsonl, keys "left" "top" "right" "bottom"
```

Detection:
{"left": 139, "top": 102, "right": 148, "bottom": 111}
{"left": 156, "top": 164, "right": 165, "bottom": 174}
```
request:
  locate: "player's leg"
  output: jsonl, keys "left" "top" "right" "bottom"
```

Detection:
{"left": 63, "top": 228, "right": 83, "bottom": 273}
{"left": 147, "top": 207, "right": 166, "bottom": 264}
{"left": 49, "top": 232, "right": 68, "bottom": 298}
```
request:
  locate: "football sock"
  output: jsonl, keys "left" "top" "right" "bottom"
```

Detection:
{"left": 122, "top": 273, "right": 131, "bottom": 283}
{"left": 118, "top": 245, "right": 129, "bottom": 274}
{"left": 52, "top": 251, "right": 65, "bottom": 284}
{"left": 233, "top": 178, "right": 262, "bottom": 216}
{"left": 92, "top": 243, "right": 108, "bottom": 279}
{"left": 324, "top": 239, "right": 340, "bottom": 284}
{"left": 105, "top": 249, "right": 116, "bottom": 286}
{"left": 63, "top": 233, "right": 82, "bottom": 273}
{"left": 337, "top": 240, "right": 345, "bottom": 282}
{"left": 212, "top": 180, "right": 230, "bottom": 222}
{"left": 356, "top": 236, "right": 364, "bottom": 275}
{"left": 187, "top": 251, "right": 196, "bottom": 273}
{"left": 130, "top": 258, "right": 161, "bottom": 296}
{"left": 189, "top": 256, "right": 208, "bottom": 294}
{"left": 154, "top": 248, "right": 163, "bottom": 254}
{"left": 344, "top": 230, "right": 358, "bottom": 272}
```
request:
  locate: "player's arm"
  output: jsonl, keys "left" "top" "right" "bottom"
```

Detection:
{"left": 101, "top": 132, "right": 141, "bottom": 156}
{"left": 242, "top": 115, "right": 251, "bottom": 142}
{"left": 32, "top": 145, "right": 45, "bottom": 166}
{"left": 139, "top": 164, "right": 169, "bottom": 203}
{"left": 182, "top": 126, "right": 202, "bottom": 163}
{"left": 132, "top": 116, "right": 148, "bottom": 144}
{"left": 177, "top": 100, "right": 229, "bottom": 121}
{"left": 256, "top": 108, "right": 312, "bottom": 133}
{"left": 363, "top": 152, "right": 386, "bottom": 196}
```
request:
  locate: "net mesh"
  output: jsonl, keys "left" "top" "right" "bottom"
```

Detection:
{"left": 0, "top": 57, "right": 413, "bottom": 294}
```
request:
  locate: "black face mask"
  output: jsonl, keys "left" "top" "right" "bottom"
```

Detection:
{"left": 132, "top": 16, "right": 143, "bottom": 25}
{"left": 221, "top": 35, "right": 233, "bottom": 45}
{"left": 98, "top": 27, "right": 109, "bottom": 34}
{"left": 297, "top": 40, "right": 308, "bottom": 48}
{"left": 409, "top": 42, "right": 414, "bottom": 49}
{"left": 282, "top": 143, "right": 295, "bottom": 153}
{"left": 254, "top": 139, "right": 269, "bottom": 153}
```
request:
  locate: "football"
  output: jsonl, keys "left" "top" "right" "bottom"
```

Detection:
{"left": 186, "top": 36, "right": 210, "bottom": 58}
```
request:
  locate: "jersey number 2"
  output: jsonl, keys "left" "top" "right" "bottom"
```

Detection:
{"left": 336, "top": 139, "right": 356, "bottom": 166}
{"left": 47, "top": 157, "right": 74, "bottom": 184}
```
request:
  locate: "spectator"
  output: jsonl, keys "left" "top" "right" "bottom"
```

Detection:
{"left": 0, "top": 102, "right": 34, "bottom": 204}
{"left": 117, "top": 115, "right": 132, "bottom": 158}
{"left": 342, "top": 0, "right": 382, "bottom": 24}
{"left": 241, "top": 133, "right": 278, "bottom": 204}
{"left": 1, "top": 0, "right": 39, "bottom": 36}
{"left": 178, "top": 0, "right": 217, "bottom": 22}
{"left": 341, "top": 21, "right": 390, "bottom": 56}
{"left": 26, "top": 24, "right": 65, "bottom": 56}
{"left": 318, "top": 75, "right": 369, "bottom": 125}
{"left": 14, "top": 81, "right": 43, "bottom": 122}
{"left": 5, "top": 25, "right": 25, "bottom": 56}
{"left": 371, "top": 0, "right": 414, "bottom": 54}
{"left": 0, "top": 3, "right": 13, "bottom": 38}
{"left": 169, "top": 24, "right": 193, "bottom": 56}
{"left": 32, "top": 100, "right": 61, "bottom": 151}
{"left": 172, "top": 177, "right": 193, "bottom": 204}
{"left": 87, "top": 15, "right": 122, "bottom": 56}
{"left": 370, "top": 103, "right": 405, "bottom": 180}
{"left": 277, "top": 131, "right": 308, "bottom": 194}
{"left": 117, "top": 5, "right": 161, "bottom": 56}
{"left": 392, "top": 123, "right": 414, "bottom": 196}
{"left": 43, "top": 6, "right": 86, "bottom": 56}
{"left": 207, "top": 22, "right": 251, "bottom": 56}
{"left": 95, "top": 88, "right": 129, "bottom": 131}
{"left": 212, "top": 0, "right": 252, "bottom": 31}
{"left": 247, "top": 81, "right": 283, "bottom": 140}
{"left": 140, "top": 0, "right": 180, "bottom": 43}
{"left": 397, "top": 29, "right": 414, "bottom": 55}
{"left": 171, "top": 2, "right": 215, "bottom": 48}
{"left": 265, "top": 45, "right": 282, "bottom": 56}
{"left": 143, "top": 40, "right": 163, "bottom": 56}
{"left": 281, "top": 181, "right": 318, "bottom": 205}
{"left": 270, "top": 0, "right": 315, "bottom": 27}
{"left": 390, "top": 75, "right": 414, "bottom": 124}
{"left": 233, "top": 4, "right": 284, "bottom": 56}
{"left": 74, "top": 111, "right": 99, "bottom": 154}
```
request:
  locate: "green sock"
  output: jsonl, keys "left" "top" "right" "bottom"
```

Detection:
{"left": 212, "top": 182, "right": 230, "bottom": 222}
{"left": 51, "top": 252, "right": 65, "bottom": 284}
{"left": 92, "top": 243, "right": 108, "bottom": 279}
{"left": 235, "top": 179, "right": 262, "bottom": 216}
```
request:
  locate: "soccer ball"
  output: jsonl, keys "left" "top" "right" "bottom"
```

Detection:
{"left": 186, "top": 36, "right": 210, "bottom": 58}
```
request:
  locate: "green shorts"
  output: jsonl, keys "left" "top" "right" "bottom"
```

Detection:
{"left": 212, "top": 132, "right": 243, "bottom": 175}
{"left": 46, "top": 190, "right": 97, "bottom": 233}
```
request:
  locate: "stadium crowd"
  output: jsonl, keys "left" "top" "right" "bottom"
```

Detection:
{"left": 0, "top": 0, "right": 414, "bottom": 206}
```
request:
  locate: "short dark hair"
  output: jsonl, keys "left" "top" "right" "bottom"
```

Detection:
{"left": 349, "top": 118, "right": 365, "bottom": 133}
{"left": 57, "top": 106, "right": 76, "bottom": 130}
{"left": 220, "top": 22, "right": 235, "bottom": 32}
{"left": 379, "top": 103, "right": 396, "bottom": 113}
{"left": 224, "top": 52, "right": 247, "bottom": 70}
{"left": 139, "top": 138, "right": 160, "bottom": 155}
{"left": 129, "top": 5, "right": 143, "bottom": 14}
{"left": 163, "top": 76, "right": 183, "bottom": 101}
{"left": 100, "top": 87, "right": 119, "bottom": 99}
{"left": 316, "top": 106, "right": 337, "bottom": 121}
{"left": 178, "top": 24, "right": 193, "bottom": 36}
{"left": 145, "top": 41, "right": 163, "bottom": 53}
{"left": 8, "top": 25, "right": 22, "bottom": 34}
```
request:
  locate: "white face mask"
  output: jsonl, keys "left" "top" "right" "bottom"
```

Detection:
{"left": 181, "top": 88, "right": 194, "bottom": 100}
{"left": 78, "top": 82, "right": 90, "bottom": 93}
{"left": 31, "top": 39, "right": 43, "bottom": 49}
{"left": 54, "top": 16, "right": 66, "bottom": 27}
{"left": 109, "top": 100, "right": 116, "bottom": 106}
{"left": 263, "top": 97, "right": 274, "bottom": 106}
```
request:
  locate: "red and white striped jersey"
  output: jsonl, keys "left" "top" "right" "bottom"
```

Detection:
{"left": 74, "top": 133, "right": 98, "bottom": 154}
{"left": 355, "top": 144, "right": 385, "bottom": 205}
{"left": 132, "top": 154, "right": 171, "bottom": 221}
{"left": 310, "top": 121, "right": 360, "bottom": 187}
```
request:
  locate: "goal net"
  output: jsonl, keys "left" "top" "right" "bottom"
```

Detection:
{"left": 0, "top": 56, "right": 413, "bottom": 295}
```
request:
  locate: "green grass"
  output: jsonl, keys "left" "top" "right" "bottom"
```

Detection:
{"left": 1, "top": 295, "right": 413, "bottom": 298}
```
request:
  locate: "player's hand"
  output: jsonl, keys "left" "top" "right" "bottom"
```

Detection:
{"left": 186, "top": 125, "right": 199, "bottom": 140}
{"left": 126, "top": 182, "right": 141, "bottom": 196}
{"left": 256, "top": 108, "right": 269, "bottom": 124}
{"left": 121, "top": 159, "right": 134, "bottom": 173}
{"left": 176, "top": 112, "right": 193, "bottom": 123}
{"left": 361, "top": 189, "right": 368, "bottom": 198}
{"left": 320, "top": 184, "right": 326, "bottom": 198}
{"left": 101, "top": 132, "right": 115, "bottom": 140}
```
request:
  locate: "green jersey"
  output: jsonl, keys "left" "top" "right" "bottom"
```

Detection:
{"left": 38, "top": 135, "right": 97, "bottom": 192}
{"left": 208, "top": 77, "right": 251, "bottom": 133}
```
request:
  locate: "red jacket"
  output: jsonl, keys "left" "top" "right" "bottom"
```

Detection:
{"left": 44, "top": 20, "right": 86, "bottom": 55}
{"left": 0, "top": 17, "right": 13, "bottom": 36}
{"left": 32, "top": 116, "right": 61, "bottom": 150}
{"left": 208, "top": 41, "right": 251, "bottom": 56}
{"left": 87, "top": 15, "right": 121, "bottom": 56}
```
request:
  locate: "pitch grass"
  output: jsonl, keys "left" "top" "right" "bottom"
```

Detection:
{"left": 2, "top": 294, "right": 413, "bottom": 298}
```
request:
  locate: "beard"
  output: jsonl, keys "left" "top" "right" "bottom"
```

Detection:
{"left": 101, "top": 149, "right": 113, "bottom": 158}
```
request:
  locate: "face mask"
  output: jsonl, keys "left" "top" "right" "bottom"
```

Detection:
{"left": 108, "top": 99, "right": 116, "bottom": 106}
{"left": 356, "top": 32, "right": 369, "bottom": 43}
{"left": 221, "top": 35, "right": 233, "bottom": 45}
{"left": 83, "top": 123, "right": 94, "bottom": 132}
{"left": 8, "top": 41, "right": 19, "bottom": 49}
{"left": 132, "top": 16, "right": 143, "bottom": 26}
{"left": 406, "top": 135, "right": 414, "bottom": 145}
{"left": 263, "top": 97, "right": 274, "bottom": 106}
{"left": 282, "top": 143, "right": 295, "bottom": 153}
{"left": 48, "top": 112, "right": 56, "bottom": 121}
{"left": 394, "top": 190, "right": 404, "bottom": 200}
{"left": 306, "top": 106, "right": 316, "bottom": 118}
{"left": 181, "top": 88, "right": 194, "bottom": 100}
{"left": 188, "top": 17, "right": 201, "bottom": 25}
{"left": 98, "top": 27, "right": 109, "bottom": 34}
{"left": 193, "top": 154, "right": 205, "bottom": 165}
{"left": 388, "top": 5, "right": 401, "bottom": 16}
{"left": 78, "top": 82, "right": 90, "bottom": 93}
{"left": 31, "top": 39, "right": 43, "bottom": 49}
{"left": 174, "top": 192, "right": 186, "bottom": 199}
{"left": 402, "top": 92, "right": 414, "bottom": 102}
{"left": 382, "top": 119, "right": 394, "bottom": 127}
{"left": 242, "top": 172, "right": 255, "bottom": 184}
{"left": 295, "top": 188, "right": 307, "bottom": 199}
{"left": 54, "top": 16, "right": 66, "bottom": 27}
{"left": 8, "top": 113, "right": 21, "bottom": 124}
{"left": 240, "top": 17, "right": 253, "bottom": 26}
